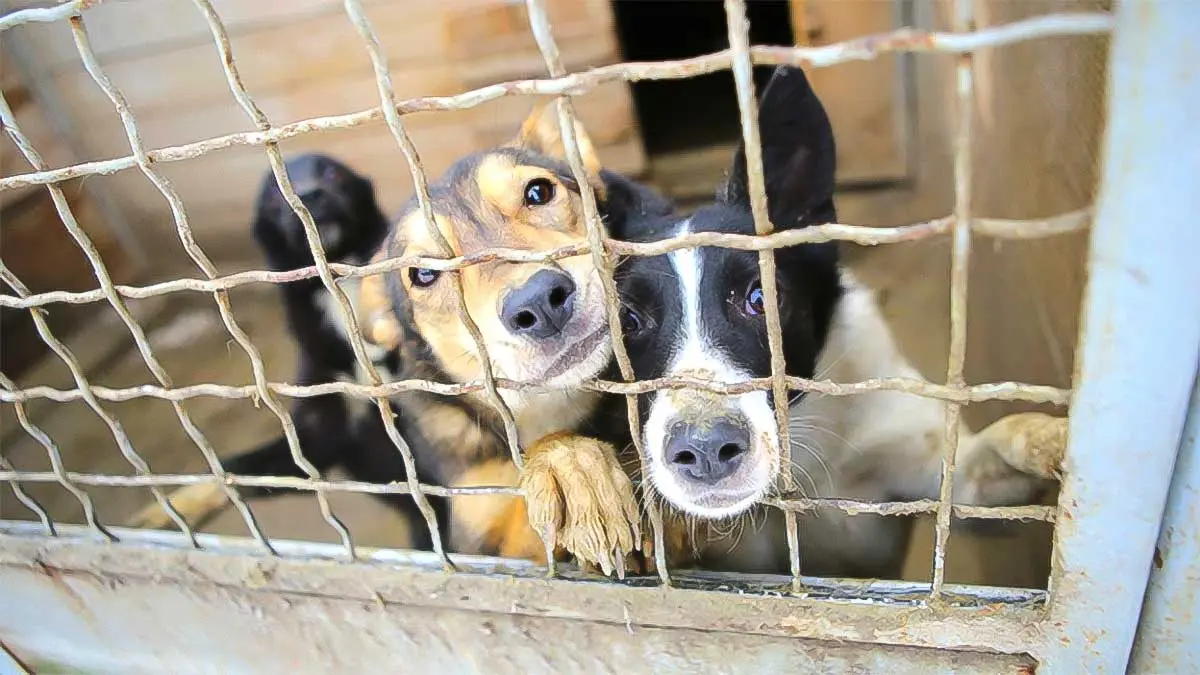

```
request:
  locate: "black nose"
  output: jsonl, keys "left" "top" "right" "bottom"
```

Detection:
{"left": 501, "top": 269, "right": 577, "bottom": 339}
{"left": 665, "top": 420, "right": 751, "bottom": 485}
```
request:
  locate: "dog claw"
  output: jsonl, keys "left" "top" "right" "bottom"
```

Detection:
{"left": 520, "top": 434, "right": 641, "bottom": 578}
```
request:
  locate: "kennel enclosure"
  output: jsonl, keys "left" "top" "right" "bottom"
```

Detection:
{"left": 1, "top": 0, "right": 1198, "bottom": 672}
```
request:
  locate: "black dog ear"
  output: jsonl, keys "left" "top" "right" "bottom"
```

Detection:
{"left": 251, "top": 172, "right": 302, "bottom": 272}
{"left": 597, "top": 168, "right": 676, "bottom": 240}
{"left": 720, "top": 66, "right": 837, "bottom": 230}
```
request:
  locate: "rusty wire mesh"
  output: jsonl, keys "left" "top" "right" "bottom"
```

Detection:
{"left": 0, "top": 0, "right": 1111, "bottom": 596}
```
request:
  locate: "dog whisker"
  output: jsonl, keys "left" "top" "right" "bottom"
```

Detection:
{"left": 790, "top": 421, "right": 864, "bottom": 459}
{"left": 813, "top": 343, "right": 850, "bottom": 381}
{"left": 788, "top": 437, "right": 835, "bottom": 492}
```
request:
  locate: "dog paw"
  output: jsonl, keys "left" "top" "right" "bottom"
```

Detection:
{"left": 956, "top": 412, "right": 1067, "bottom": 507}
{"left": 975, "top": 412, "right": 1067, "bottom": 481}
{"left": 520, "top": 434, "right": 641, "bottom": 577}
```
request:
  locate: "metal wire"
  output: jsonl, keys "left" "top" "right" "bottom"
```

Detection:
{"left": 0, "top": 398, "right": 55, "bottom": 537}
{"left": 0, "top": 209, "right": 1091, "bottom": 311}
{"left": 0, "top": 455, "right": 53, "bottom": 536}
{"left": 0, "top": 375, "right": 107, "bottom": 541}
{"left": 0, "top": 92, "right": 198, "bottom": 547}
{"left": 184, "top": 0, "right": 361, "bottom": 562}
{"left": 931, "top": 0, "right": 977, "bottom": 602}
{"left": 0, "top": 1, "right": 1113, "bottom": 589}
{"left": 341, "top": 0, "right": 524, "bottom": 469}
{"left": 0, "top": 469, "right": 1058, "bottom": 525}
{"left": 66, "top": 12, "right": 295, "bottom": 557}
{"left": 0, "top": 375, "right": 1070, "bottom": 408}
{"left": 524, "top": 0, "right": 668, "bottom": 581}
{"left": 0, "top": 14, "right": 1115, "bottom": 194}
{"left": 723, "top": 0, "right": 805, "bottom": 591}
{"left": 339, "top": 0, "right": 519, "bottom": 567}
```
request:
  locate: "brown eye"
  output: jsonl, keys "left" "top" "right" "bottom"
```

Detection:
{"left": 408, "top": 268, "right": 440, "bottom": 288}
{"left": 524, "top": 178, "right": 555, "bottom": 207}
{"left": 743, "top": 280, "right": 766, "bottom": 316}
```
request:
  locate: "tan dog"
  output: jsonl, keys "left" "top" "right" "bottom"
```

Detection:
{"left": 128, "top": 108, "right": 664, "bottom": 572}
{"left": 358, "top": 104, "right": 675, "bottom": 572}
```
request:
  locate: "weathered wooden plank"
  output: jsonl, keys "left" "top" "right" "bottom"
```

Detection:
{"left": 7, "top": 0, "right": 429, "bottom": 72}
{"left": 48, "top": 3, "right": 449, "bottom": 122}
{"left": 0, "top": 48, "right": 76, "bottom": 209}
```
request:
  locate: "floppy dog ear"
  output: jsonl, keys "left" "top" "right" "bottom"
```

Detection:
{"left": 721, "top": 66, "right": 837, "bottom": 230}
{"left": 251, "top": 172, "right": 305, "bottom": 272}
{"left": 346, "top": 172, "right": 392, "bottom": 258}
{"left": 359, "top": 245, "right": 403, "bottom": 351}
{"left": 513, "top": 101, "right": 604, "bottom": 191}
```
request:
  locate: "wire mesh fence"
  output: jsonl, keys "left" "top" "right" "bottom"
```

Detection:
{"left": 0, "top": 0, "right": 1112, "bottom": 602}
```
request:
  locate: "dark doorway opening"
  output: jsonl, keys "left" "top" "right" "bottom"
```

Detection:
{"left": 611, "top": 0, "right": 796, "bottom": 157}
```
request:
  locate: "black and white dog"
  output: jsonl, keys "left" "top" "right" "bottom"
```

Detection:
{"left": 130, "top": 154, "right": 432, "bottom": 545}
{"left": 614, "top": 66, "right": 1065, "bottom": 577}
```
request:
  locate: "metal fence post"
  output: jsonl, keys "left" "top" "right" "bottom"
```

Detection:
{"left": 1129, "top": 371, "right": 1200, "bottom": 673}
{"left": 1040, "top": 1, "right": 1200, "bottom": 672}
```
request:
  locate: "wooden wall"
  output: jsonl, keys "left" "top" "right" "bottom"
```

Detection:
{"left": 1, "top": 0, "right": 645, "bottom": 276}
{"left": 794, "top": 0, "right": 910, "bottom": 185}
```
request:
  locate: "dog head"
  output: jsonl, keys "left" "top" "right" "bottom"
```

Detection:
{"left": 615, "top": 66, "right": 843, "bottom": 519}
{"left": 367, "top": 105, "right": 670, "bottom": 410}
{"left": 252, "top": 153, "right": 388, "bottom": 268}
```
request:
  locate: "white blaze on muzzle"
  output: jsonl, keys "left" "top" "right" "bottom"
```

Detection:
{"left": 642, "top": 225, "right": 781, "bottom": 519}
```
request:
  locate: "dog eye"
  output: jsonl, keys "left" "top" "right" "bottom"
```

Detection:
{"left": 523, "top": 178, "right": 555, "bottom": 207}
{"left": 408, "top": 268, "right": 440, "bottom": 288}
{"left": 743, "top": 280, "right": 766, "bottom": 316}
{"left": 620, "top": 306, "right": 644, "bottom": 336}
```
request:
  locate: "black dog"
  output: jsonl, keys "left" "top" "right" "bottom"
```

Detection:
{"left": 130, "top": 153, "right": 432, "bottom": 546}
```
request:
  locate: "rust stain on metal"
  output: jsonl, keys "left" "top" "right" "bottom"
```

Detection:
{"left": 780, "top": 615, "right": 858, "bottom": 643}
{"left": 243, "top": 562, "right": 274, "bottom": 589}
{"left": 32, "top": 561, "right": 94, "bottom": 624}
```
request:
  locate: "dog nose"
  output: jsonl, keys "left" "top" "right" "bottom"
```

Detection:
{"left": 665, "top": 420, "right": 751, "bottom": 485}
{"left": 501, "top": 269, "right": 577, "bottom": 339}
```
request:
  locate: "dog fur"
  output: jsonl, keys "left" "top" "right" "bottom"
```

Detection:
{"left": 356, "top": 104, "right": 670, "bottom": 568}
{"left": 130, "top": 112, "right": 668, "bottom": 571}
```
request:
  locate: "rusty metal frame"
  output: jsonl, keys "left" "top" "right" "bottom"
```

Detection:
{"left": 0, "top": 521, "right": 1047, "bottom": 661}
{"left": 2, "top": 0, "right": 1191, "bottom": 671}
{"left": 0, "top": 523, "right": 1045, "bottom": 673}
